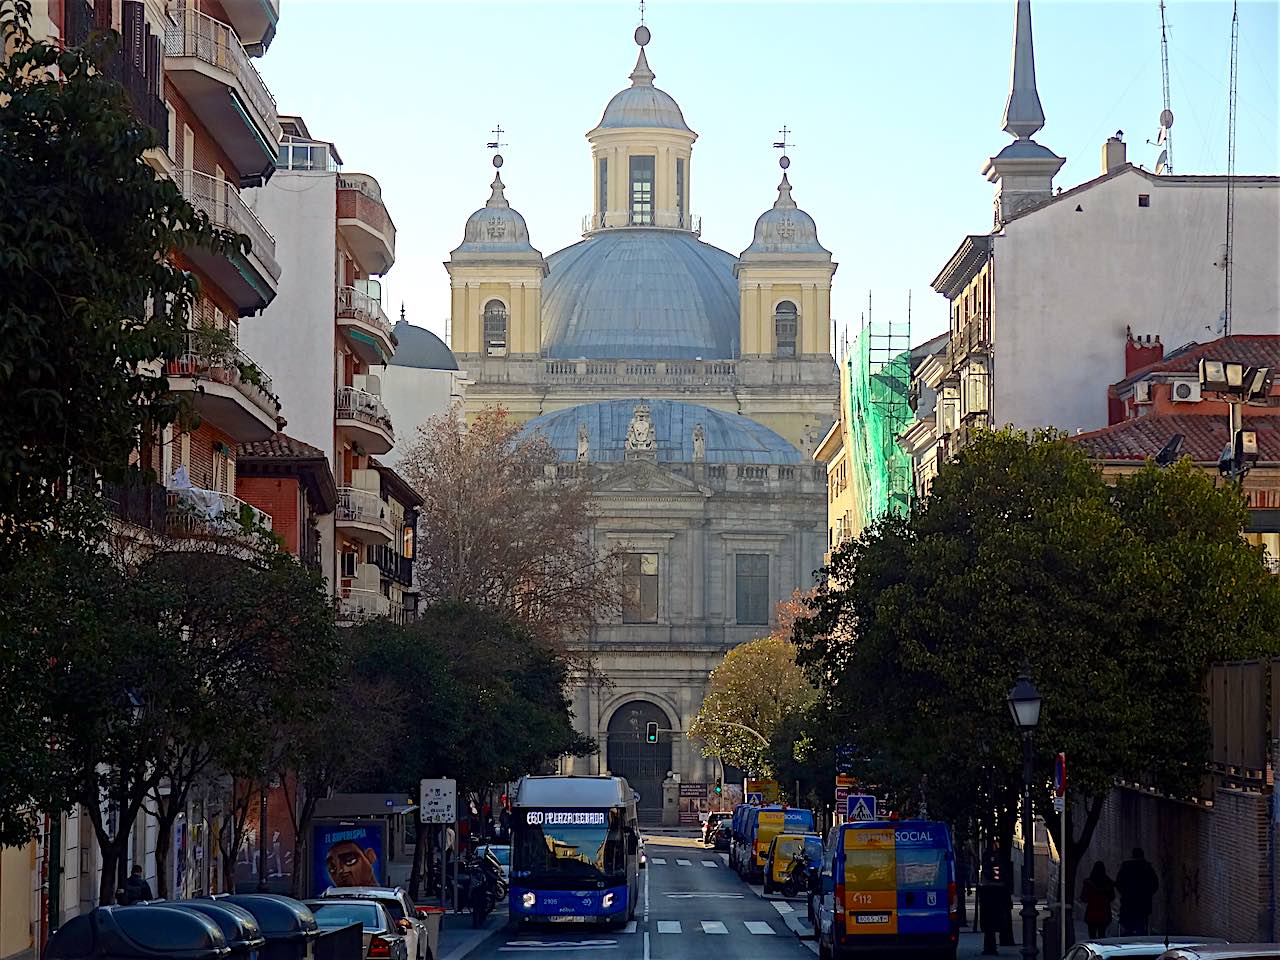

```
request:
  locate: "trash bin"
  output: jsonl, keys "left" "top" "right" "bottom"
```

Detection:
{"left": 214, "top": 895, "right": 319, "bottom": 960}
{"left": 46, "top": 905, "right": 230, "bottom": 959}
{"left": 414, "top": 905, "right": 445, "bottom": 960}
{"left": 152, "top": 900, "right": 266, "bottom": 959}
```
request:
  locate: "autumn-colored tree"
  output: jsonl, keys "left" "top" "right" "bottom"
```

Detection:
{"left": 397, "top": 406, "right": 621, "bottom": 645}
{"left": 689, "top": 594, "right": 819, "bottom": 773}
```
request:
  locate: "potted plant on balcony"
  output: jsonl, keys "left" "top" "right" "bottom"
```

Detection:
{"left": 189, "top": 323, "right": 239, "bottom": 384}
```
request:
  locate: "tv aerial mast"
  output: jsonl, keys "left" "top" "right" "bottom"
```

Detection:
{"left": 1223, "top": 1, "right": 1239, "bottom": 336}
{"left": 1148, "top": 0, "right": 1175, "bottom": 173}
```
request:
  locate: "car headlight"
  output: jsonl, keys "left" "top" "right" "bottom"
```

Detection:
{"left": 601, "top": 893, "right": 615, "bottom": 909}
{"left": 522, "top": 892, "right": 536, "bottom": 909}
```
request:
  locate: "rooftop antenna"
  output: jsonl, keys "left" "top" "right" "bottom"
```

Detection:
{"left": 638, "top": 0, "right": 645, "bottom": 24}
{"left": 1148, "top": 0, "right": 1175, "bottom": 173}
{"left": 1224, "top": 1, "right": 1239, "bottom": 336}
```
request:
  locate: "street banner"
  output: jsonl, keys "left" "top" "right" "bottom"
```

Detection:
{"left": 420, "top": 778, "right": 457, "bottom": 824}
{"left": 678, "top": 782, "right": 708, "bottom": 825}
{"left": 847, "top": 795, "right": 877, "bottom": 821}
{"left": 311, "top": 819, "right": 387, "bottom": 896}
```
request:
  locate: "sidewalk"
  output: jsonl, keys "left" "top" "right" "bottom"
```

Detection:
{"left": 436, "top": 907, "right": 505, "bottom": 960}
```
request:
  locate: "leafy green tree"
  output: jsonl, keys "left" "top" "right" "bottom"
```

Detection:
{"left": 0, "top": 0, "right": 238, "bottom": 551}
{"left": 689, "top": 599, "right": 818, "bottom": 775}
{"left": 793, "top": 429, "right": 1280, "bottom": 904}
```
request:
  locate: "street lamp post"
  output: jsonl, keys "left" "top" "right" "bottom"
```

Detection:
{"left": 1008, "top": 668, "right": 1043, "bottom": 960}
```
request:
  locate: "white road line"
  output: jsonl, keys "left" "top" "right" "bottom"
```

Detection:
{"left": 656, "top": 921, "right": 682, "bottom": 934}
{"left": 771, "top": 901, "right": 795, "bottom": 915}
{"left": 643, "top": 931, "right": 650, "bottom": 960}
{"left": 649, "top": 857, "right": 666, "bottom": 865}
{"left": 718, "top": 853, "right": 729, "bottom": 864}
{"left": 622, "top": 921, "right": 637, "bottom": 934}
{"left": 701, "top": 921, "right": 728, "bottom": 935}
{"left": 701, "top": 860, "right": 718, "bottom": 868}
{"left": 676, "top": 859, "right": 692, "bottom": 866}
{"left": 745, "top": 921, "right": 776, "bottom": 935}
{"left": 643, "top": 860, "right": 650, "bottom": 922}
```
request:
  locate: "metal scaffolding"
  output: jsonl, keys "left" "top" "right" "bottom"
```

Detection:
{"left": 848, "top": 314, "right": 913, "bottom": 526}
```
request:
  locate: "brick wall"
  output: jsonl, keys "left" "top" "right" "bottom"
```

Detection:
{"left": 235, "top": 476, "right": 301, "bottom": 554}
{"left": 177, "top": 422, "right": 237, "bottom": 491}
{"left": 1086, "top": 784, "right": 1271, "bottom": 940}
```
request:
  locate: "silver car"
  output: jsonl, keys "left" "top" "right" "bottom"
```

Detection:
{"left": 319, "top": 886, "right": 429, "bottom": 960}
{"left": 1065, "top": 939, "right": 1229, "bottom": 960}
{"left": 1159, "top": 948, "right": 1280, "bottom": 960}
{"left": 304, "top": 898, "right": 408, "bottom": 960}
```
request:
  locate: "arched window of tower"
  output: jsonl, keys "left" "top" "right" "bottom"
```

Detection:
{"left": 774, "top": 300, "right": 798, "bottom": 358}
{"left": 483, "top": 299, "right": 508, "bottom": 356}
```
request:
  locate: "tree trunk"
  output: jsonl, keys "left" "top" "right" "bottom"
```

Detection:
{"left": 98, "top": 842, "right": 121, "bottom": 906}
{"left": 154, "top": 809, "right": 172, "bottom": 900}
{"left": 998, "top": 797, "right": 1017, "bottom": 946}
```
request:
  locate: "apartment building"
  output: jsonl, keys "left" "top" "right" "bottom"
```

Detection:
{"left": 240, "top": 117, "right": 420, "bottom": 624}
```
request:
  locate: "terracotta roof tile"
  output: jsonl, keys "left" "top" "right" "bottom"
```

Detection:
{"left": 1072, "top": 413, "right": 1280, "bottom": 463}
{"left": 1116, "top": 335, "right": 1280, "bottom": 390}
{"left": 237, "top": 433, "right": 328, "bottom": 461}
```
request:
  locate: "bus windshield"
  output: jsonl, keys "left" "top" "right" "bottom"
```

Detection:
{"left": 514, "top": 808, "right": 626, "bottom": 883}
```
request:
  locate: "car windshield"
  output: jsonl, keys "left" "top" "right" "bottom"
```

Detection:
{"left": 514, "top": 809, "right": 625, "bottom": 882}
{"left": 775, "top": 837, "right": 804, "bottom": 860}
{"left": 308, "top": 902, "right": 385, "bottom": 932}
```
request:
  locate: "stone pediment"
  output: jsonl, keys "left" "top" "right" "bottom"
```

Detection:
{"left": 592, "top": 460, "right": 708, "bottom": 497}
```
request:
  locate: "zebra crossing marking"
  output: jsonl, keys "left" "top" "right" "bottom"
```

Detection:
{"left": 656, "top": 921, "right": 682, "bottom": 934}
{"left": 676, "top": 859, "right": 692, "bottom": 866}
{"left": 701, "top": 860, "right": 718, "bottom": 868}
{"left": 745, "top": 921, "right": 776, "bottom": 935}
{"left": 700, "top": 921, "right": 728, "bottom": 935}
{"left": 771, "top": 901, "right": 795, "bottom": 915}
{"left": 649, "top": 857, "right": 667, "bottom": 865}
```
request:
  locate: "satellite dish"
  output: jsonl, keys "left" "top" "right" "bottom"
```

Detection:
{"left": 1160, "top": 108, "right": 1175, "bottom": 129}
{"left": 1156, "top": 150, "right": 1168, "bottom": 174}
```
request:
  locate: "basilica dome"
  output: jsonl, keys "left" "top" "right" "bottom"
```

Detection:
{"left": 595, "top": 34, "right": 692, "bottom": 133}
{"left": 522, "top": 399, "right": 803, "bottom": 464}
{"left": 541, "top": 229, "right": 739, "bottom": 360}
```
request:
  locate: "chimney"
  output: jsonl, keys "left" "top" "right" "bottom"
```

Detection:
{"left": 1102, "top": 134, "right": 1127, "bottom": 175}
{"left": 1124, "top": 326, "right": 1163, "bottom": 375}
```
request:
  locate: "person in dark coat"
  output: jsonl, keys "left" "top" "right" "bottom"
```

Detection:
{"left": 1079, "top": 860, "right": 1115, "bottom": 938}
{"left": 1115, "top": 848, "right": 1159, "bottom": 935}
{"left": 121, "top": 865, "right": 152, "bottom": 904}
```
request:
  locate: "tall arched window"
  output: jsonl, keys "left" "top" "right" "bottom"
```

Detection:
{"left": 483, "top": 299, "right": 508, "bottom": 356}
{"left": 774, "top": 300, "right": 798, "bottom": 357}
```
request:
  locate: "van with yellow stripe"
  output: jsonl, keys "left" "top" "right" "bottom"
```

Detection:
{"left": 743, "top": 806, "right": 815, "bottom": 883}
{"left": 814, "top": 820, "right": 959, "bottom": 959}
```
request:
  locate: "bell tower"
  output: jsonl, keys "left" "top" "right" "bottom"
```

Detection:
{"left": 446, "top": 151, "right": 548, "bottom": 360}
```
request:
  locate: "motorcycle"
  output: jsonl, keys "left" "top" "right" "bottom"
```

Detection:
{"left": 781, "top": 852, "right": 814, "bottom": 899}
{"left": 457, "top": 853, "right": 500, "bottom": 927}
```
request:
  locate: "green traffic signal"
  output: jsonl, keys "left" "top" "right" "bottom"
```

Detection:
{"left": 645, "top": 721, "right": 658, "bottom": 743}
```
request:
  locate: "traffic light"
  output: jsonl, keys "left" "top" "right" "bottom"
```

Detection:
{"left": 645, "top": 722, "right": 658, "bottom": 744}
{"left": 713, "top": 782, "right": 723, "bottom": 796}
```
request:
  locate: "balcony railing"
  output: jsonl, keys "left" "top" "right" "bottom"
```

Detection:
{"left": 337, "top": 175, "right": 396, "bottom": 236}
{"left": 337, "top": 588, "right": 390, "bottom": 622}
{"left": 335, "top": 386, "right": 393, "bottom": 436}
{"left": 175, "top": 170, "right": 282, "bottom": 282}
{"left": 166, "top": 329, "right": 280, "bottom": 417}
{"left": 582, "top": 211, "right": 701, "bottom": 235}
{"left": 165, "top": 5, "right": 280, "bottom": 141}
{"left": 337, "top": 286, "right": 395, "bottom": 341}
{"left": 167, "top": 485, "right": 272, "bottom": 537}
{"left": 541, "top": 358, "right": 736, "bottom": 387}
{"left": 102, "top": 478, "right": 167, "bottom": 534}
{"left": 370, "top": 543, "right": 413, "bottom": 586}
{"left": 336, "top": 486, "right": 393, "bottom": 534}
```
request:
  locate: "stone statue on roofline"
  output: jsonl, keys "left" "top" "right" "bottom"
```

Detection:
{"left": 692, "top": 422, "right": 706, "bottom": 462}
{"left": 625, "top": 402, "right": 657, "bottom": 460}
{"left": 577, "top": 423, "right": 590, "bottom": 462}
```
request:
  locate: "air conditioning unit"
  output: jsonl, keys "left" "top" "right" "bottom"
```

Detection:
{"left": 1170, "top": 380, "right": 1201, "bottom": 403}
{"left": 1133, "top": 381, "right": 1153, "bottom": 403}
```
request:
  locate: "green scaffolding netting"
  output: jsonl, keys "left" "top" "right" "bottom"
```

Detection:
{"left": 848, "top": 327, "right": 913, "bottom": 526}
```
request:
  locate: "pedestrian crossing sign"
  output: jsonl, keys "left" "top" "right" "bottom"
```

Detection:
{"left": 848, "top": 795, "right": 877, "bottom": 821}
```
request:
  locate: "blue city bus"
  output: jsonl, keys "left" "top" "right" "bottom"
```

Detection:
{"left": 508, "top": 775, "right": 641, "bottom": 929}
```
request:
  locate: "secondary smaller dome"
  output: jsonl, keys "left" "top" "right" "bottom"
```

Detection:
{"left": 741, "top": 172, "right": 831, "bottom": 257}
{"left": 597, "top": 45, "right": 692, "bottom": 133}
{"left": 451, "top": 173, "right": 541, "bottom": 258}
{"left": 389, "top": 320, "right": 458, "bottom": 370}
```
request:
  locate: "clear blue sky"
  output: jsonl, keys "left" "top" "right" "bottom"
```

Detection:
{"left": 258, "top": 1, "right": 1278, "bottom": 348}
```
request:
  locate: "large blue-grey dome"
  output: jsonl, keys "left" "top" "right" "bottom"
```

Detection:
{"left": 522, "top": 399, "right": 802, "bottom": 464}
{"left": 541, "top": 230, "right": 739, "bottom": 360}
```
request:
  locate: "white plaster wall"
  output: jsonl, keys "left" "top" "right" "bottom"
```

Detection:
{"left": 379, "top": 366, "right": 469, "bottom": 467}
{"left": 241, "top": 171, "right": 339, "bottom": 466}
{"left": 993, "top": 170, "right": 1280, "bottom": 434}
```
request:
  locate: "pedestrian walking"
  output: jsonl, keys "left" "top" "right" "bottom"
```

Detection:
{"left": 121, "top": 865, "right": 153, "bottom": 905}
{"left": 1079, "top": 860, "right": 1115, "bottom": 938}
{"left": 1115, "top": 848, "right": 1159, "bottom": 935}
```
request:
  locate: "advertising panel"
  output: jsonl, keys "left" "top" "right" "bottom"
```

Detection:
{"left": 311, "top": 819, "right": 387, "bottom": 896}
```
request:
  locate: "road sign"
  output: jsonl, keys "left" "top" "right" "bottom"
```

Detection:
{"left": 419, "top": 778, "right": 456, "bottom": 824}
{"left": 847, "top": 795, "right": 877, "bottom": 822}
{"left": 835, "top": 774, "right": 855, "bottom": 790}
{"left": 835, "top": 786, "right": 849, "bottom": 809}
{"left": 746, "top": 792, "right": 763, "bottom": 804}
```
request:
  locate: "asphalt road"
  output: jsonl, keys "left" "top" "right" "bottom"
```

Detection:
{"left": 461, "top": 836, "right": 818, "bottom": 959}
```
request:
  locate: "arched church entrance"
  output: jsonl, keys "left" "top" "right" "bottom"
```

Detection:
{"left": 606, "top": 700, "right": 672, "bottom": 820}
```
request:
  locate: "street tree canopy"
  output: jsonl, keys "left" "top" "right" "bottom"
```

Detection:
{"left": 792, "top": 429, "right": 1280, "bottom": 895}
{"left": 397, "top": 407, "right": 622, "bottom": 646}
{"left": 690, "top": 598, "right": 818, "bottom": 774}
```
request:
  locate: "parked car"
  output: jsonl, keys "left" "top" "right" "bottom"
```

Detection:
{"left": 702, "top": 812, "right": 730, "bottom": 846}
{"left": 474, "top": 844, "right": 511, "bottom": 884}
{"left": 712, "top": 820, "right": 731, "bottom": 851}
{"left": 1065, "top": 939, "right": 1229, "bottom": 960}
{"left": 1159, "top": 948, "right": 1280, "bottom": 960}
{"left": 313, "top": 890, "right": 419, "bottom": 960}
{"left": 305, "top": 899, "right": 407, "bottom": 960}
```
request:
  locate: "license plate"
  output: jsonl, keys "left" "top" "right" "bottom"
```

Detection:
{"left": 548, "top": 916, "right": 587, "bottom": 923}
{"left": 854, "top": 913, "right": 890, "bottom": 924}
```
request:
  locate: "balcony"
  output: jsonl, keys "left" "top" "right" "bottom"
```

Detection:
{"left": 336, "top": 588, "right": 390, "bottom": 623}
{"left": 165, "top": 329, "right": 281, "bottom": 441}
{"left": 582, "top": 210, "right": 701, "bottom": 236}
{"left": 335, "top": 386, "right": 394, "bottom": 455}
{"left": 167, "top": 485, "right": 272, "bottom": 539}
{"left": 335, "top": 486, "right": 394, "bottom": 545}
{"left": 337, "top": 175, "right": 396, "bottom": 275}
{"left": 217, "top": 0, "right": 279, "bottom": 55}
{"left": 102, "top": 478, "right": 168, "bottom": 534}
{"left": 164, "top": 5, "right": 282, "bottom": 186}
{"left": 176, "top": 169, "right": 281, "bottom": 314}
{"left": 541, "top": 358, "right": 737, "bottom": 387}
{"left": 337, "top": 285, "right": 396, "bottom": 365}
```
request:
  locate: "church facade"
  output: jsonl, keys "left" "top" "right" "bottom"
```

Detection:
{"left": 446, "top": 23, "right": 839, "bottom": 812}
